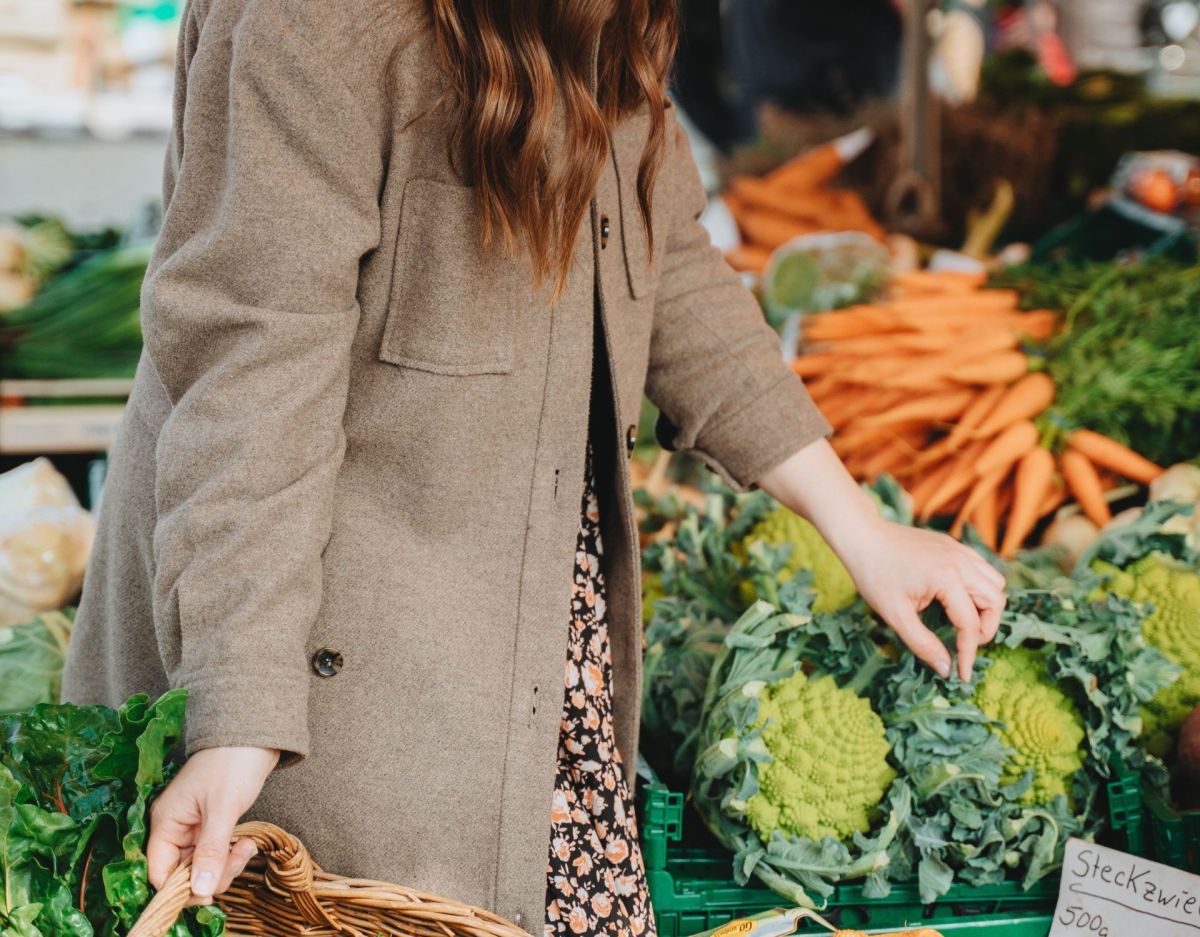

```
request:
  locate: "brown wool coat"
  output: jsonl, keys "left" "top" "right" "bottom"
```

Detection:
{"left": 61, "top": 0, "right": 830, "bottom": 930}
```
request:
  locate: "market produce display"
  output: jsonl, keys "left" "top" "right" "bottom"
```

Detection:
{"left": 790, "top": 261, "right": 1197, "bottom": 556}
{"left": 0, "top": 690, "right": 223, "bottom": 936}
{"left": 722, "top": 132, "right": 885, "bottom": 277}
{"left": 641, "top": 481, "right": 1197, "bottom": 911}
{"left": 0, "top": 237, "right": 149, "bottom": 379}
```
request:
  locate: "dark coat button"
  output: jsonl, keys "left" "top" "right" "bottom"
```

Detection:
{"left": 311, "top": 648, "right": 343, "bottom": 677}
{"left": 600, "top": 214, "right": 611, "bottom": 249}
{"left": 626, "top": 423, "right": 637, "bottom": 455}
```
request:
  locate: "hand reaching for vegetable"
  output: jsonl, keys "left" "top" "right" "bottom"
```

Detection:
{"left": 147, "top": 746, "right": 280, "bottom": 905}
{"left": 760, "top": 439, "right": 1007, "bottom": 680}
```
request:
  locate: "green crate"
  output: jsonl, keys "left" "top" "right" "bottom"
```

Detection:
{"left": 639, "top": 782, "right": 1058, "bottom": 937}
{"left": 1105, "top": 762, "right": 1200, "bottom": 874}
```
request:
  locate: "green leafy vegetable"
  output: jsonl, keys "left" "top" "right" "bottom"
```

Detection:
{"left": 0, "top": 611, "right": 72, "bottom": 714}
{"left": 995, "top": 260, "right": 1200, "bottom": 466}
{"left": 0, "top": 691, "right": 223, "bottom": 936}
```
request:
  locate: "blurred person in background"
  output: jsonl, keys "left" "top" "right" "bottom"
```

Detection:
{"left": 62, "top": 0, "right": 1006, "bottom": 934}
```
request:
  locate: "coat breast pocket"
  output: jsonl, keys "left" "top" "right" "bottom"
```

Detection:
{"left": 380, "top": 178, "right": 529, "bottom": 376}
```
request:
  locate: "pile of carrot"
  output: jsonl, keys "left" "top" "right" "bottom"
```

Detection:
{"left": 723, "top": 142, "right": 885, "bottom": 276}
{"left": 794, "top": 270, "right": 1166, "bottom": 556}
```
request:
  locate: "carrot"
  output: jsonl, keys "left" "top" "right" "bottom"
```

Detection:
{"left": 951, "top": 465, "right": 1009, "bottom": 538}
{"left": 1010, "top": 310, "right": 1058, "bottom": 340}
{"left": 920, "top": 441, "right": 988, "bottom": 521}
{"left": 892, "top": 270, "right": 988, "bottom": 293}
{"left": 999, "top": 447, "right": 1056, "bottom": 557}
{"left": 1038, "top": 476, "right": 1067, "bottom": 518}
{"left": 792, "top": 352, "right": 851, "bottom": 378}
{"left": 1060, "top": 450, "right": 1114, "bottom": 527}
{"left": 971, "top": 484, "right": 1000, "bottom": 550}
{"left": 859, "top": 429, "right": 927, "bottom": 480}
{"left": 763, "top": 142, "right": 844, "bottom": 191}
{"left": 804, "top": 309, "right": 899, "bottom": 341}
{"left": 737, "top": 209, "right": 820, "bottom": 250}
{"left": 909, "top": 384, "right": 1008, "bottom": 468}
{"left": 725, "top": 244, "right": 772, "bottom": 274}
{"left": 946, "top": 350, "right": 1029, "bottom": 385}
{"left": 1067, "top": 429, "right": 1165, "bottom": 485}
{"left": 857, "top": 389, "right": 975, "bottom": 428}
{"left": 973, "top": 372, "right": 1056, "bottom": 438}
{"left": 910, "top": 457, "right": 959, "bottom": 517}
{"left": 886, "top": 290, "right": 1020, "bottom": 317}
{"left": 974, "top": 419, "right": 1039, "bottom": 478}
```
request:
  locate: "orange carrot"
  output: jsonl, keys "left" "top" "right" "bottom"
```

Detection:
{"left": 737, "top": 209, "right": 820, "bottom": 250}
{"left": 725, "top": 244, "right": 772, "bottom": 274}
{"left": 857, "top": 389, "right": 975, "bottom": 428}
{"left": 792, "top": 352, "right": 850, "bottom": 378}
{"left": 1010, "top": 310, "right": 1058, "bottom": 340}
{"left": 892, "top": 270, "right": 988, "bottom": 294}
{"left": 974, "top": 372, "right": 1056, "bottom": 438}
{"left": 920, "top": 441, "right": 988, "bottom": 521}
{"left": 1060, "top": 450, "right": 1113, "bottom": 527}
{"left": 1067, "top": 429, "right": 1165, "bottom": 485}
{"left": 974, "top": 419, "right": 1039, "bottom": 478}
{"left": 804, "top": 309, "right": 900, "bottom": 341}
{"left": 763, "top": 142, "right": 844, "bottom": 191}
{"left": 910, "top": 457, "right": 959, "bottom": 517}
{"left": 887, "top": 290, "right": 1020, "bottom": 317}
{"left": 911, "top": 384, "right": 1008, "bottom": 467}
{"left": 952, "top": 465, "right": 1009, "bottom": 538}
{"left": 971, "top": 485, "right": 1000, "bottom": 550}
{"left": 999, "top": 447, "right": 1056, "bottom": 557}
{"left": 1038, "top": 476, "right": 1067, "bottom": 518}
{"left": 946, "top": 350, "right": 1029, "bottom": 385}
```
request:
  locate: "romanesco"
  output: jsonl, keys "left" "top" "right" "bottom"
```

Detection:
{"left": 739, "top": 508, "right": 857, "bottom": 613}
{"left": 973, "top": 646, "right": 1086, "bottom": 805}
{"left": 744, "top": 670, "right": 895, "bottom": 843}
{"left": 1098, "top": 554, "right": 1200, "bottom": 758}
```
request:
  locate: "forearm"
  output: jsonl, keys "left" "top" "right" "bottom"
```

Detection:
{"left": 757, "top": 438, "right": 886, "bottom": 565}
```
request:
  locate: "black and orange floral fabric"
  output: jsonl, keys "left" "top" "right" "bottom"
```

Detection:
{"left": 544, "top": 452, "right": 656, "bottom": 937}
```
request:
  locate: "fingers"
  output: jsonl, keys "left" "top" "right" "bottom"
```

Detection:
{"left": 215, "top": 838, "right": 258, "bottom": 897}
{"left": 939, "top": 583, "right": 983, "bottom": 681}
{"left": 883, "top": 604, "right": 952, "bottom": 679}
{"left": 979, "top": 601, "right": 1002, "bottom": 644}
{"left": 189, "top": 803, "right": 240, "bottom": 903}
{"left": 147, "top": 795, "right": 198, "bottom": 890}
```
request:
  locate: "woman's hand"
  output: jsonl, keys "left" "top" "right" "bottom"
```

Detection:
{"left": 147, "top": 746, "right": 280, "bottom": 904}
{"left": 759, "top": 438, "right": 1007, "bottom": 681}
{"left": 836, "top": 517, "right": 1006, "bottom": 680}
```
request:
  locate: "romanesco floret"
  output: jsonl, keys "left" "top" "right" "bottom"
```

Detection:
{"left": 1099, "top": 554, "right": 1200, "bottom": 758}
{"left": 740, "top": 508, "right": 857, "bottom": 613}
{"left": 744, "top": 670, "right": 895, "bottom": 844}
{"left": 973, "top": 646, "right": 1085, "bottom": 804}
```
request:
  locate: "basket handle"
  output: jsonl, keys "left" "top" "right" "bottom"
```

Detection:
{"left": 127, "top": 821, "right": 342, "bottom": 937}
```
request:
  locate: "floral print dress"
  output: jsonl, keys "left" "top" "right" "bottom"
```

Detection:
{"left": 545, "top": 449, "right": 656, "bottom": 937}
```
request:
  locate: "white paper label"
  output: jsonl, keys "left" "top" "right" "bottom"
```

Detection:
{"left": 1050, "top": 838, "right": 1200, "bottom": 937}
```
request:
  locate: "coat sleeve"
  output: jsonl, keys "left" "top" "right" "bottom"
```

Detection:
{"left": 645, "top": 112, "right": 832, "bottom": 491}
{"left": 143, "top": 0, "right": 392, "bottom": 760}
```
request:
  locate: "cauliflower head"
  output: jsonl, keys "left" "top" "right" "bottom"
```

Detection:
{"left": 1099, "top": 554, "right": 1200, "bottom": 758}
{"left": 973, "top": 646, "right": 1086, "bottom": 804}
{"left": 739, "top": 508, "right": 857, "bottom": 613}
{"left": 744, "top": 670, "right": 895, "bottom": 844}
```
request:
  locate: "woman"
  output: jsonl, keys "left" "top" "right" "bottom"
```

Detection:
{"left": 62, "top": 0, "right": 1006, "bottom": 934}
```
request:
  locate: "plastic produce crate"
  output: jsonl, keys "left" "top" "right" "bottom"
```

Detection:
{"left": 638, "top": 781, "right": 1058, "bottom": 937}
{"left": 1106, "top": 763, "right": 1200, "bottom": 874}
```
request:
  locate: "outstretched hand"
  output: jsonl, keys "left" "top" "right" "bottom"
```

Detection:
{"left": 759, "top": 438, "right": 1007, "bottom": 681}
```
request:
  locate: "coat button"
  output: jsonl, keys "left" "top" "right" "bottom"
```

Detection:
{"left": 600, "top": 214, "right": 611, "bottom": 249}
{"left": 311, "top": 648, "right": 343, "bottom": 677}
{"left": 626, "top": 423, "right": 637, "bottom": 455}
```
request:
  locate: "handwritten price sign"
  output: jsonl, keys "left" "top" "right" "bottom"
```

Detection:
{"left": 1050, "top": 838, "right": 1200, "bottom": 937}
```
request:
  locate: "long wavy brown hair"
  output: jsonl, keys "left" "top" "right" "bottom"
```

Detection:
{"left": 426, "top": 0, "right": 678, "bottom": 292}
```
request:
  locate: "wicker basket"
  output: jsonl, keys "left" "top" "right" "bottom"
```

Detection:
{"left": 128, "top": 821, "right": 529, "bottom": 937}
